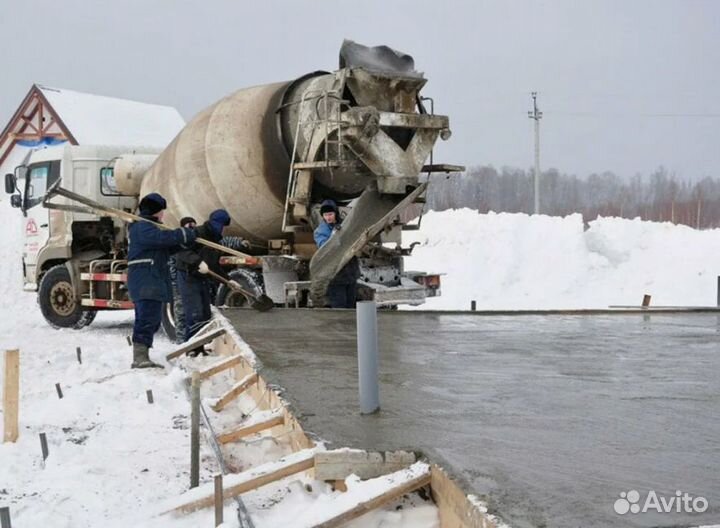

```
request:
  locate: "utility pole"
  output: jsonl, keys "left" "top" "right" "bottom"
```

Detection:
{"left": 528, "top": 92, "right": 543, "bottom": 214}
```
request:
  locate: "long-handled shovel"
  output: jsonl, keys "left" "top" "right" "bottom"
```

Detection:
{"left": 44, "top": 186, "right": 255, "bottom": 260}
{"left": 43, "top": 185, "right": 274, "bottom": 311}
{"left": 203, "top": 269, "right": 274, "bottom": 312}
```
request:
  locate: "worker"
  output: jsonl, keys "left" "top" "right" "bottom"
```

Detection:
{"left": 169, "top": 217, "right": 198, "bottom": 344}
{"left": 175, "top": 209, "right": 241, "bottom": 352}
{"left": 313, "top": 199, "right": 361, "bottom": 308}
{"left": 127, "top": 193, "right": 196, "bottom": 368}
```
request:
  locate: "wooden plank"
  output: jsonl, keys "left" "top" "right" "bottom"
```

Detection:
{"left": 309, "top": 462, "right": 432, "bottom": 528}
{"left": 166, "top": 327, "right": 226, "bottom": 361}
{"left": 196, "top": 353, "right": 244, "bottom": 381}
{"left": 3, "top": 350, "right": 19, "bottom": 443}
{"left": 430, "top": 464, "right": 496, "bottom": 528}
{"left": 315, "top": 449, "right": 416, "bottom": 481}
{"left": 211, "top": 372, "right": 258, "bottom": 412}
{"left": 217, "top": 409, "right": 284, "bottom": 444}
{"left": 160, "top": 448, "right": 316, "bottom": 514}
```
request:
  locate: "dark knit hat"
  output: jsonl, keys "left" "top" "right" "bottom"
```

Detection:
{"left": 319, "top": 199, "right": 337, "bottom": 215}
{"left": 139, "top": 193, "right": 167, "bottom": 216}
{"left": 208, "top": 209, "right": 231, "bottom": 236}
{"left": 180, "top": 216, "right": 197, "bottom": 227}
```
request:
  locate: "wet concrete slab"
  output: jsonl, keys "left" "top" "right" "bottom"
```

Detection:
{"left": 223, "top": 309, "right": 720, "bottom": 528}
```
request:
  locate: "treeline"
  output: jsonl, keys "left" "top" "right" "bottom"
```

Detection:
{"left": 425, "top": 166, "right": 720, "bottom": 229}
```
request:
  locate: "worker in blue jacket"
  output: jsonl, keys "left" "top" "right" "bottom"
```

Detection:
{"left": 127, "top": 193, "right": 196, "bottom": 368}
{"left": 313, "top": 199, "right": 361, "bottom": 308}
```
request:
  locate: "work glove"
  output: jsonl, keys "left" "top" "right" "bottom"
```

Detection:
{"left": 228, "top": 280, "right": 242, "bottom": 291}
{"left": 239, "top": 239, "right": 252, "bottom": 250}
{"left": 198, "top": 261, "right": 210, "bottom": 274}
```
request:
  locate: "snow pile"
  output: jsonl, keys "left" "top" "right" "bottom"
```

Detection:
{"left": 404, "top": 209, "right": 720, "bottom": 310}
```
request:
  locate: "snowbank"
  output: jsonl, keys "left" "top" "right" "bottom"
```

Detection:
{"left": 404, "top": 209, "right": 720, "bottom": 310}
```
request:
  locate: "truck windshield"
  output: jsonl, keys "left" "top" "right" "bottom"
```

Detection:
{"left": 23, "top": 162, "right": 59, "bottom": 210}
{"left": 24, "top": 165, "right": 49, "bottom": 209}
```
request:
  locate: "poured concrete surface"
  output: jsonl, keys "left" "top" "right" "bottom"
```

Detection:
{"left": 223, "top": 309, "right": 720, "bottom": 528}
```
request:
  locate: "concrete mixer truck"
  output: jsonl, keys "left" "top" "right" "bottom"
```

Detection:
{"left": 4, "top": 41, "right": 461, "bottom": 331}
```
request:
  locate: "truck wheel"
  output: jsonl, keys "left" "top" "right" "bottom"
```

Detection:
{"left": 161, "top": 301, "right": 178, "bottom": 342}
{"left": 38, "top": 265, "right": 96, "bottom": 329}
{"left": 215, "top": 269, "right": 264, "bottom": 308}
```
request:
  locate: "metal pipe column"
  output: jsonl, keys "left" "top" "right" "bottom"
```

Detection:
{"left": 356, "top": 301, "right": 380, "bottom": 414}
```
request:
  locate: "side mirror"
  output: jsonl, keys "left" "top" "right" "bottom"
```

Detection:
{"left": 10, "top": 194, "right": 22, "bottom": 208}
{"left": 5, "top": 173, "right": 15, "bottom": 194}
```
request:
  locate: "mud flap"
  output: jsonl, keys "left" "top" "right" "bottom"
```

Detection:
{"left": 309, "top": 182, "right": 427, "bottom": 305}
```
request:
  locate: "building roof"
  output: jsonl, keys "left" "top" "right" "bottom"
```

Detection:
{"left": 38, "top": 85, "right": 185, "bottom": 146}
{"left": 0, "top": 84, "right": 185, "bottom": 168}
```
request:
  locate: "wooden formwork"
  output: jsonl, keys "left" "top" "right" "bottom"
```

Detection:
{"left": 162, "top": 319, "right": 496, "bottom": 527}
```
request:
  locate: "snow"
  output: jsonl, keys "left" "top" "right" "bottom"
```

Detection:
{"left": 5, "top": 191, "right": 719, "bottom": 526}
{"left": 294, "top": 462, "right": 433, "bottom": 527}
{"left": 157, "top": 447, "right": 318, "bottom": 515}
{"left": 0, "top": 195, "right": 438, "bottom": 527}
{"left": 405, "top": 209, "right": 720, "bottom": 310}
{"left": 38, "top": 85, "right": 185, "bottom": 149}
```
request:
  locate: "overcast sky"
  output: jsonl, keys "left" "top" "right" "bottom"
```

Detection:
{"left": 1, "top": 0, "right": 718, "bottom": 179}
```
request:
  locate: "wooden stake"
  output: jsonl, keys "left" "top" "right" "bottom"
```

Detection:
{"left": 126, "top": 336, "right": 132, "bottom": 346}
{"left": 3, "top": 350, "right": 19, "bottom": 443}
{"left": 471, "top": 300, "right": 476, "bottom": 311}
{"left": 146, "top": 390, "right": 154, "bottom": 404}
{"left": 55, "top": 383, "right": 63, "bottom": 399}
{"left": 39, "top": 432, "right": 49, "bottom": 462}
{"left": 76, "top": 346, "right": 82, "bottom": 364}
{"left": 190, "top": 372, "right": 200, "bottom": 489}
{"left": 642, "top": 294, "right": 651, "bottom": 307}
{"left": 214, "top": 473, "right": 223, "bottom": 526}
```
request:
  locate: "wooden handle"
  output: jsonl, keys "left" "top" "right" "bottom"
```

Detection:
{"left": 48, "top": 187, "right": 254, "bottom": 260}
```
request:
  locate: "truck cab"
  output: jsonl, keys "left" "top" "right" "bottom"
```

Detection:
{"left": 5, "top": 144, "right": 161, "bottom": 327}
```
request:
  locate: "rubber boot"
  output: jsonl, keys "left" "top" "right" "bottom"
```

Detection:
{"left": 131, "top": 342, "right": 164, "bottom": 369}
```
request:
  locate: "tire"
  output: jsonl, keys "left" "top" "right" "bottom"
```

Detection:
{"left": 161, "top": 301, "right": 178, "bottom": 342}
{"left": 38, "top": 265, "right": 96, "bottom": 329}
{"left": 214, "top": 269, "right": 265, "bottom": 308}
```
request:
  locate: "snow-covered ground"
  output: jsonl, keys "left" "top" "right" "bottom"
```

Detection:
{"left": 405, "top": 209, "right": 720, "bottom": 310}
{"left": 3, "top": 195, "right": 720, "bottom": 527}
{"left": 0, "top": 195, "right": 439, "bottom": 527}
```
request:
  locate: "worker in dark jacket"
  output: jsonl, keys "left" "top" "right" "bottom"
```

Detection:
{"left": 313, "top": 199, "right": 361, "bottom": 308}
{"left": 168, "top": 217, "right": 197, "bottom": 344}
{"left": 175, "top": 209, "right": 240, "bottom": 349}
{"left": 127, "top": 193, "right": 196, "bottom": 368}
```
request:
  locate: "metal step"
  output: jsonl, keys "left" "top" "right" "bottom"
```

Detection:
{"left": 421, "top": 163, "right": 465, "bottom": 173}
{"left": 292, "top": 161, "right": 342, "bottom": 170}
